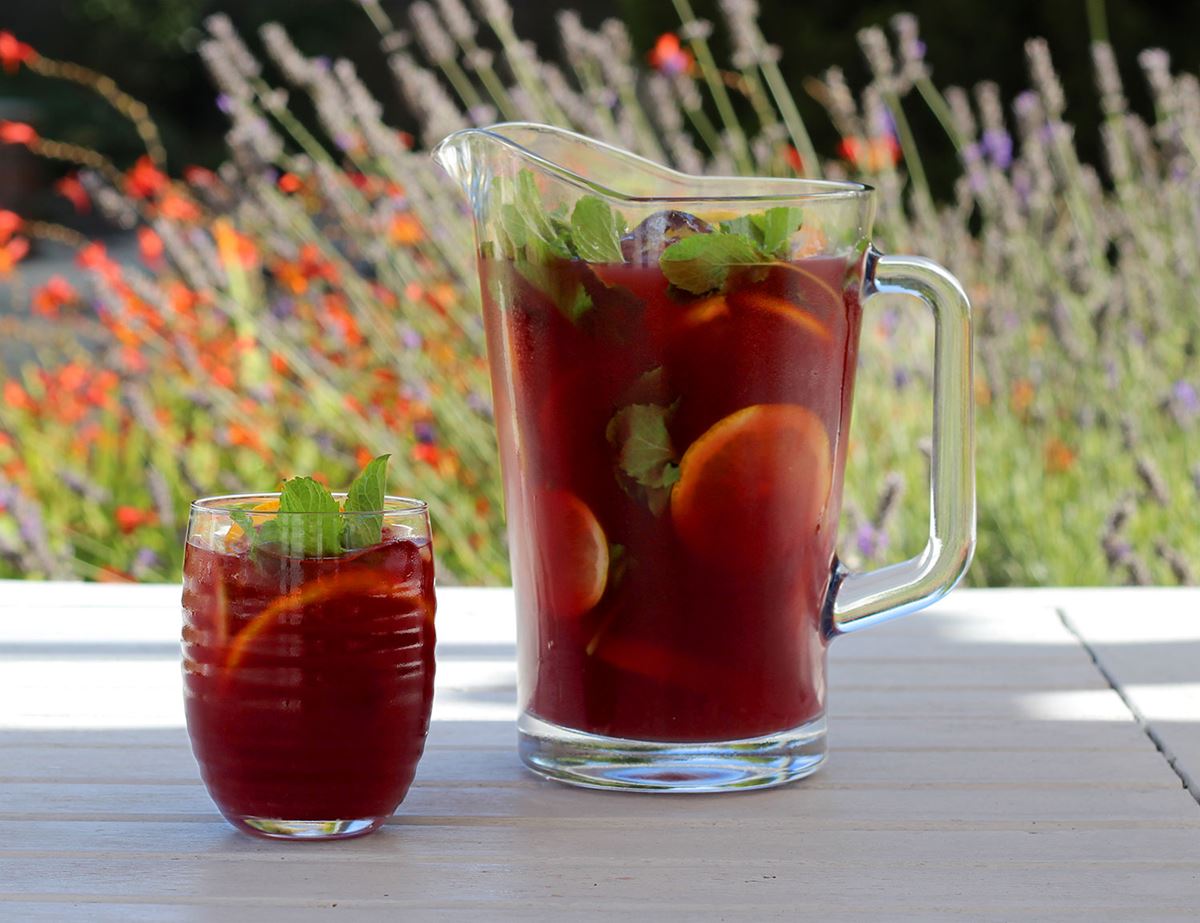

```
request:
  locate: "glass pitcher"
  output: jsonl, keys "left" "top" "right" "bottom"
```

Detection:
{"left": 434, "top": 123, "right": 974, "bottom": 793}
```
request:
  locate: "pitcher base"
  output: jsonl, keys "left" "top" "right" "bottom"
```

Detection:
{"left": 518, "top": 712, "right": 827, "bottom": 793}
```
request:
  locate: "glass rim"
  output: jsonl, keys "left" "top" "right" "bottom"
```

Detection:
{"left": 190, "top": 493, "right": 429, "bottom": 517}
{"left": 436, "top": 122, "right": 876, "bottom": 204}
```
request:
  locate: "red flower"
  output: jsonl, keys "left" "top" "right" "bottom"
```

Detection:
{"left": 0, "top": 210, "right": 20, "bottom": 242}
{"left": 0, "top": 32, "right": 36, "bottom": 74}
{"left": 0, "top": 121, "right": 37, "bottom": 145}
{"left": 3, "top": 380, "right": 34, "bottom": 411}
{"left": 648, "top": 33, "right": 693, "bottom": 77}
{"left": 54, "top": 174, "right": 91, "bottom": 213}
{"left": 137, "top": 226, "right": 165, "bottom": 266}
{"left": 0, "top": 237, "right": 29, "bottom": 276}
{"left": 77, "top": 242, "right": 123, "bottom": 285}
{"left": 156, "top": 192, "right": 201, "bottom": 222}
{"left": 32, "top": 275, "right": 78, "bottom": 317}
{"left": 411, "top": 443, "right": 441, "bottom": 466}
{"left": 277, "top": 172, "right": 303, "bottom": 194}
{"left": 124, "top": 155, "right": 168, "bottom": 199}
{"left": 839, "top": 135, "right": 902, "bottom": 171}
{"left": 784, "top": 145, "right": 805, "bottom": 174}
{"left": 115, "top": 506, "right": 156, "bottom": 535}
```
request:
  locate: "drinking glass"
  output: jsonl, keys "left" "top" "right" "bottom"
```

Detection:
{"left": 182, "top": 495, "right": 436, "bottom": 839}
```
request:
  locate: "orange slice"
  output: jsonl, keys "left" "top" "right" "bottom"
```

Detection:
{"left": 670, "top": 404, "right": 833, "bottom": 569}
{"left": 731, "top": 290, "right": 831, "bottom": 341}
{"left": 224, "top": 499, "right": 282, "bottom": 549}
{"left": 223, "top": 569, "right": 400, "bottom": 672}
{"left": 534, "top": 489, "right": 609, "bottom": 619}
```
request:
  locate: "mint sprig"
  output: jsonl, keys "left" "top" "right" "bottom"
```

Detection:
{"left": 658, "top": 232, "right": 766, "bottom": 295}
{"left": 343, "top": 453, "right": 390, "bottom": 549}
{"left": 570, "top": 196, "right": 625, "bottom": 262}
{"left": 258, "top": 477, "right": 343, "bottom": 557}
{"left": 606, "top": 397, "right": 681, "bottom": 515}
{"left": 232, "top": 454, "right": 393, "bottom": 557}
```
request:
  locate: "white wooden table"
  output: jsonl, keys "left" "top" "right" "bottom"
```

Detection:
{"left": 2, "top": 582, "right": 1198, "bottom": 920}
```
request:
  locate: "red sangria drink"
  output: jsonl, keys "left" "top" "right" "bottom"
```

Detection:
{"left": 182, "top": 456, "right": 436, "bottom": 839}
{"left": 437, "top": 123, "right": 975, "bottom": 794}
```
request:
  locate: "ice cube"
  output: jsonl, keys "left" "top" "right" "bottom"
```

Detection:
{"left": 620, "top": 209, "right": 713, "bottom": 264}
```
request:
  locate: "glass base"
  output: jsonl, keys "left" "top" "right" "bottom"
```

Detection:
{"left": 227, "top": 815, "right": 387, "bottom": 841}
{"left": 518, "top": 712, "right": 827, "bottom": 793}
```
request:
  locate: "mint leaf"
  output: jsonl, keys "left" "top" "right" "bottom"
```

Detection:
{"left": 570, "top": 196, "right": 626, "bottom": 262}
{"left": 342, "top": 453, "right": 389, "bottom": 549}
{"left": 606, "top": 403, "right": 681, "bottom": 515}
{"left": 659, "top": 232, "right": 766, "bottom": 294}
{"left": 514, "top": 170, "right": 570, "bottom": 258}
{"left": 270, "top": 476, "right": 342, "bottom": 556}
{"left": 750, "top": 206, "right": 804, "bottom": 257}
{"left": 517, "top": 259, "right": 593, "bottom": 321}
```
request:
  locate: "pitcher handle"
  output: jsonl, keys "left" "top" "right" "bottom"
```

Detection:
{"left": 832, "top": 248, "right": 975, "bottom": 634}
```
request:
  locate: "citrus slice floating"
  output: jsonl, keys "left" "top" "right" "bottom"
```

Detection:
{"left": 534, "top": 489, "right": 609, "bottom": 619}
{"left": 729, "top": 290, "right": 831, "bottom": 342}
{"left": 223, "top": 569, "right": 402, "bottom": 672}
{"left": 670, "top": 404, "right": 833, "bottom": 570}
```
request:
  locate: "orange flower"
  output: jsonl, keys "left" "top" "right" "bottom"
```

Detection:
{"left": 115, "top": 505, "right": 156, "bottom": 535}
{"left": 3, "top": 379, "right": 33, "bottom": 411}
{"left": 77, "top": 241, "right": 123, "bottom": 286}
{"left": 269, "top": 351, "right": 289, "bottom": 375}
{"left": 227, "top": 423, "right": 263, "bottom": 451}
{"left": 212, "top": 219, "right": 259, "bottom": 269}
{"left": 278, "top": 172, "right": 303, "bottom": 194}
{"left": 355, "top": 445, "right": 373, "bottom": 469}
{"left": 0, "top": 121, "right": 37, "bottom": 145}
{"left": 124, "top": 155, "right": 168, "bottom": 199}
{"left": 648, "top": 33, "right": 693, "bottom": 76}
{"left": 783, "top": 145, "right": 805, "bottom": 174}
{"left": 1010, "top": 378, "right": 1035, "bottom": 415}
{"left": 0, "top": 32, "right": 37, "bottom": 73}
{"left": 156, "top": 192, "right": 201, "bottom": 222}
{"left": 0, "top": 209, "right": 21, "bottom": 242}
{"left": 389, "top": 213, "right": 424, "bottom": 244}
{"left": 839, "top": 135, "right": 902, "bottom": 171}
{"left": 0, "top": 237, "right": 29, "bottom": 276}
{"left": 54, "top": 174, "right": 90, "bottom": 213}
{"left": 97, "top": 566, "right": 136, "bottom": 583}
{"left": 166, "top": 281, "right": 199, "bottom": 315}
{"left": 412, "top": 443, "right": 441, "bottom": 466}
{"left": 1044, "top": 437, "right": 1077, "bottom": 474}
{"left": 32, "top": 276, "right": 78, "bottom": 317}
{"left": 137, "top": 226, "right": 165, "bottom": 265}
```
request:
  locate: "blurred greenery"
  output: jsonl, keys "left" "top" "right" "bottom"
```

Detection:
{"left": 2, "top": 0, "right": 1199, "bottom": 198}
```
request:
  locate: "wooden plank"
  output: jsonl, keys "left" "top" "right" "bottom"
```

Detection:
{"left": 1062, "top": 598, "right": 1200, "bottom": 802}
{"left": 1, "top": 851, "right": 1199, "bottom": 915}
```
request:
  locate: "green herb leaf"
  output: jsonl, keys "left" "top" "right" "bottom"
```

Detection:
{"left": 750, "top": 206, "right": 804, "bottom": 257}
{"left": 606, "top": 402, "right": 681, "bottom": 515}
{"left": 659, "top": 232, "right": 767, "bottom": 294}
{"left": 342, "top": 453, "right": 390, "bottom": 549}
{"left": 515, "top": 170, "right": 570, "bottom": 258}
{"left": 516, "top": 260, "right": 593, "bottom": 321}
{"left": 570, "top": 196, "right": 626, "bottom": 262}
{"left": 271, "top": 476, "right": 342, "bottom": 556}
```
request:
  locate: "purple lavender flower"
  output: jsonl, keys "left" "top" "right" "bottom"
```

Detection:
{"left": 415, "top": 420, "right": 437, "bottom": 444}
{"left": 270, "top": 297, "right": 296, "bottom": 319}
{"left": 1013, "top": 90, "right": 1040, "bottom": 120}
{"left": 854, "top": 522, "right": 888, "bottom": 559}
{"left": 962, "top": 142, "right": 983, "bottom": 165}
{"left": 981, "top": 129, "right": 1013, "bottom": 169}
{"left": 401, "top": 327, "right": 423, "bottom": 350}
{"left": 132, "top": 547, "right": 163, "bottom": 577}
{"left": 893, "top": 367, "right": 911, "bottom": 389}
{"left": 216, "top": 94, "right": 233, "bottom": 114}
{"left": 1172, "top": 380, "right": 1199, "bottom": 423}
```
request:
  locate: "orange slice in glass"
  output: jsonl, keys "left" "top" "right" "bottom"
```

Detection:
{"left": 534, "top": 489, "right": 609, "bottom": 619}
{"left": 223, "top": 570, "right": 400, "bottom": 672}
{"left": 670, "top": 404, "right": 833, "bottom": 570}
